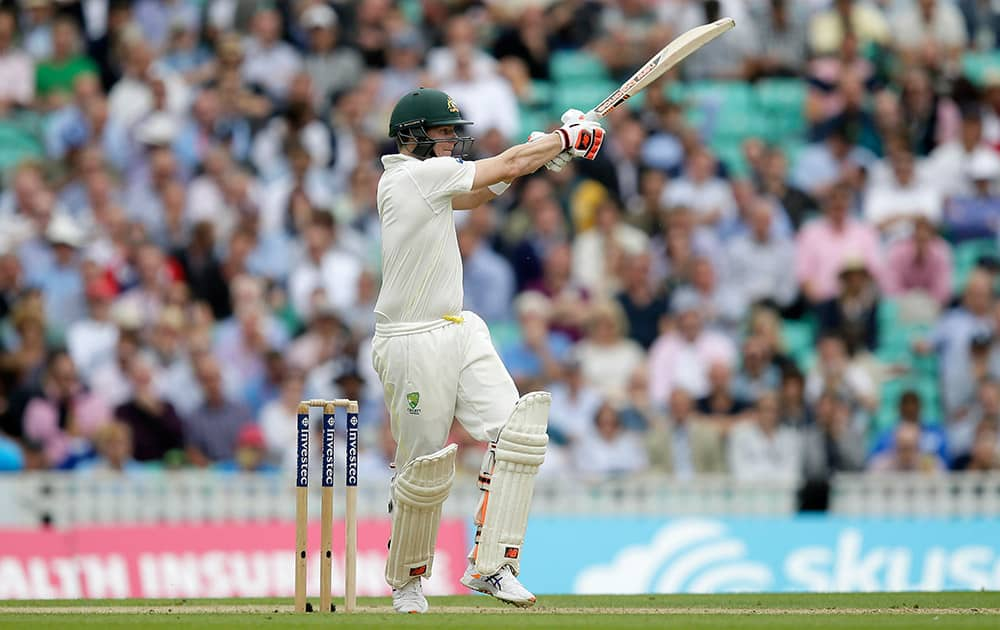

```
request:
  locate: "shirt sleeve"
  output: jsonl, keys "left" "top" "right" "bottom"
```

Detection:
{"left": 408, "top": 156, "right": 477, "bottom": 208}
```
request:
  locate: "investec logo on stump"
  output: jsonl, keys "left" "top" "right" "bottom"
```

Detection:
{"left": 322, "top": 415, "right": 335, "bottom": 487}
{"left": 296, "top": 414, "right": 310, "bottom": 487}
{"left": 346, "top": 412, "right": 359, "bottom": 486}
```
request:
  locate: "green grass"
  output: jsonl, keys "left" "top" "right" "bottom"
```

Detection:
{"left": 1, "top": 592, "right": 998, "bottom": 629}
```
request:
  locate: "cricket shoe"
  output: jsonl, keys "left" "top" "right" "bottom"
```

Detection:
{"left": 392, "top": 577, "right": 428, "bottom": 613}
{"left": 460, "top": 564, "right": 536, "bottom": 607}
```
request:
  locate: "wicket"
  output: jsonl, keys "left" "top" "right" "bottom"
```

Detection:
{"left": 294, "top": 399, "right": 359, "bottom": 613}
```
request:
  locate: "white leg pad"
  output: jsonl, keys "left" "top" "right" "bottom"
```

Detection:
{"left": 385, "top": 443, "right": 458, "bottom": 588}
{"left": 474, "top": 391, "right": 549, "bottom": 576}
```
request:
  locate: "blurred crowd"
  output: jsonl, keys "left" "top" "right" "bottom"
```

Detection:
{"left": 0, "top": 0, "right": 1000, "bottom": 503}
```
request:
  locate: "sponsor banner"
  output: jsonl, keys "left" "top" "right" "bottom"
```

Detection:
{"left": 518, "top": 517, "right": 1000, "bottom": 594}
{"left": 0, "top": 519, "right": 468, "bottom": 599}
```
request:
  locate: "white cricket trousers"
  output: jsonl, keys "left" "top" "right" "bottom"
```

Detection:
{"left": 371, "top": 311, "right": 519, "bottom": 469}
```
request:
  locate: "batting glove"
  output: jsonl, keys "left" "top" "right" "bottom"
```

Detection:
{"left": 555, "top": 109, "right": 605, "bottom": 161}
{"left": 528, "top": 131, "right": 572, "bottom": 172}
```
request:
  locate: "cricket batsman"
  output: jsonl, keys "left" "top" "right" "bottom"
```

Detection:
{"left": 371, "top": 87, "right": 605, "bottom": 613}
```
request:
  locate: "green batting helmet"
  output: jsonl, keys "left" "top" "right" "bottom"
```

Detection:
{"left": 388, "top": 88, "right": 474, "bottom": 138}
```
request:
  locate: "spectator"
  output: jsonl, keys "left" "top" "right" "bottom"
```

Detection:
{"left": 645, "top": 388, "right": 725, "bottom": 478}
{"left": 928, "top": 109, "right": 996, "bottom": 200}
{"left": 288, "top": 212, "right": 362, "bottom": 320}
{"left": 684, "top": 257, "right": 746, "bottom": 336}
{"left": 949, "top": 380, "right": 1000, "bottom": 463}
{"left": 0, "top": 7, "right": 35, "bottom": 111}
{"left": 791, "top": 125, "right": 875, "bottom": 200}
{"left": 183, "top": 354, "right": 254, "bottom": 466}
{"left": 160, "top": 21, "right": 214, "bottom": 86}
{"left": 260, "top": 368, "right": 305, "bottom": 472}
{"left": 615, "top": 252, "right": 669, "bottom": 350}
{"left": 725, "top": 198, "right": 798, "bottom": 312}
{"left": 883, "top": 216, "right": 954, "bottom": 308}
{"left": 78, "top": 421, "right": 141, "bottom": 473}
{"left": 35, "top": 17, "right": 98, "bottom": 110}
{"left": 428, "top": 15, "right": 497, "bottom": 84}
{"left": 113, "top": 352, "right": 185, "bottom": 462}
{"left": 898, "top": 67, "right": 960, "bottom": 156}
{"left": 22, "top": 351, "right": 111, "bottom": 468}
{"left": 174, "top": 221, "right": 231, "bottom": 321}
{"left": 733, "top": 336, "right": 783, "bottom": 404}
{"left": 34, "top": 214, "right": 88, "bottom": 338}
{"left": 66, "top": 275, "right": 119, "bottom": 377}
{"left": 217, "top": 424, "right": 276, "bottom": 473}
{"left": 575, "top": 300, "right": 644, "bottom": 401}
{"left": 747, "top": 0, "right": 809, "bottom": 78}
{"left": 526, "top": 242, "right": 589, "bottom": 341}
{"left": 491, "top": 4, "right": 551, "bottom": 81}
{"left": 952, "top": 422, "right": 1000, "bottom": 471}
{"left": 919, "top": 269, "right": 994, "bottom": 413}
{"left": 241, "top": 7, "right": 302, "bottom": 101}
{"left": 801, "top": 391, "right": 867, "bottom": 482}
{"left": 871, "top": 389, "right": 948, "bottom": 463}
{"left": 806, "top": 32, "right": 876, "bottom": 128}
{"left": 548, "top": 353, "right": 604, "bottom": 445}
{"left": 500, "top": 291, "right": 571, "bottom": 389}
{"left": 805, "top": 333, "right": 878, "bottom": 411}
{"left": 728, "top": 391, "right": 802, "bottom": 481}
{"left": 251, "top": 74, "right": 332, "bottom": 181}
{"left": 889, "top": 0, "right": 968, "bottom": 77}
{"left": 648, "top": 289, "right": 737, "bottom": 407}
{"left": 660, "top": 150, "right": 737, "bottom": 234}
{"left": 779, "top": 368, "right": 812, "bottom": 428}
{"left": 808, "top": 0, "right": 890, "bottom": 57}
{"left": 86, "top": 0, "right": 132, "bottom": 92}
{"left": 113, "top": 241, "right": 173, "bottom": 330}
{"left": 697, "top": 361, "right": 751, "bottom": 421}
{"left": 672, "top": 0, "right": 755, "bottom": 80}
{"left": 375, "top": 29, "right": 424, "bottom": 113}
{"left": 943, "top": 150, "right": 1000, "bottom": 241}
{"left": 869, "top": 422, "right": 947, "bottom": 473}
{"left": 863, "top": 148, "right": 943, "bottom": 238}
{"left": 617, "top": 365, "right": 660, "bottom": 432}
{"left": 573, "top": 402, "right": 648, "bottom": 478}
{"left": 760, "top": 147, "right": 818, "bottom": 230}
{"left": 174, "top": 88, "right": 252, "bottom": 175}
{"left": 89, "top": 327, "right": 142, "bottom": 409}
{"left": 572, "top": 197, "right": 648, "bottom": 299}
{"left": 457, "top": 216, "right": 515, "bottom": 323}
{"left": 438, "top": 41, "right": 519, "bottom": 143}
{"left": 796, "top": 186, "right": 883, "bottom": 305}
{"left": 508, "top": 193, "right": 569, "bottom": 291}
{"left": 300, "top": 5, "right": 362, "bottom": 110}
{"left": 816, "top": 258, "right": 880, "bottom": 353}
{"left": 107, "top": 37, "right": 189, "bottom": 131}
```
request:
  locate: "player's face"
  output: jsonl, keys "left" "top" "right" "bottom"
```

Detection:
{"left": 426, "top": 125, "right": 459, "bottom": 157}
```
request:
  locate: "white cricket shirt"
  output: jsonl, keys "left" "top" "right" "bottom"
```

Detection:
{"left": 374, "top": 153, "right": 476, "bottom": 324}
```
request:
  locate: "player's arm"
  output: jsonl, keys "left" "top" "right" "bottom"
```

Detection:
{"left": 470, "top": 114, "right": 605, "bottom": 189}
{"left": 452, "top": 185, "right": 510, "bottom": 211}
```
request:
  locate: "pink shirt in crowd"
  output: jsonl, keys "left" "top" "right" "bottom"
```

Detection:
{"left": 647, "top": 330, "right": 736, "bottom": 408}
{"left": 23, "top": 394, "right": 111, "bottom": 466}
{"left": 795, "top": 218, "right": 884, "bottom": 301}
{"left": 883, "top": 237, "right": 954, "bottom": 306}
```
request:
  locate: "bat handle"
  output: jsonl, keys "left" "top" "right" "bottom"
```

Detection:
{"left": 584, "top": 109, "right": 600, "bottom": 122}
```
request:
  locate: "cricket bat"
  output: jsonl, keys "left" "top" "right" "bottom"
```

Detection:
{"left": 584, "top": 17, "right": 736, "bottom": 121}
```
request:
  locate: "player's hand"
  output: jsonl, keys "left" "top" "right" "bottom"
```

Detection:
{"left": 556, "top": 109, "right": 604, "bottom": 160}
{"left": 528, "top": 131, "right": 572, "bottom": 172}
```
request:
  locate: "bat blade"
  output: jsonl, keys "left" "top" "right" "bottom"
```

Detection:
{"left": 586, "top": 17, "right": 736, "bottom": 121}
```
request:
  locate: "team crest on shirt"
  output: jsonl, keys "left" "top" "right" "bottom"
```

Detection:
{"left": 407, "top": 392, "right": 421, "bottom": 415}
{"left": 446, "top": 97, "right": 459, "bottom": 113}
